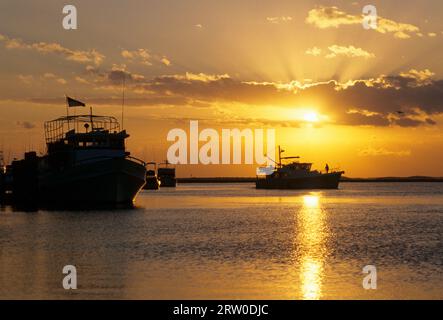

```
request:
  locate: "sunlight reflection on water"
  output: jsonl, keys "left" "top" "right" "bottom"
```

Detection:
{"left": 298, "top": 194, "right": 327, "bottom": 300}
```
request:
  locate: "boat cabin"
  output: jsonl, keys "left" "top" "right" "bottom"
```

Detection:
{"left": 281, "top": 162, "right": 312, "bottom": 172}
{"left": 44, "top": 115, "right": 129, "bottom": 165}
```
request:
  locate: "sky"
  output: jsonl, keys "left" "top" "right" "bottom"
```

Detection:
{"left": 1, "top": 0, "right": 443, "bottom": 177}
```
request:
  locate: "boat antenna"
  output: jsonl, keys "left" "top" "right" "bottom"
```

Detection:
{"left": 65, "top": 94, "right": 70, "bottom": 130}
{"left": 121, "top": 69, "right": 126, "bottom": 130}
{"left": 89, "top": 106, "right": 94, "bottom": 130}
{"left": 265, "top": 155, "right": 278, "bottom": 166}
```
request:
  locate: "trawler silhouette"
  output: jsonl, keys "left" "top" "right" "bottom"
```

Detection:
{"left": 5, "top": 113, "right": 147, "bottom": 207}
{"left": 256, "top": 146, "right": 344, "bottom": 189}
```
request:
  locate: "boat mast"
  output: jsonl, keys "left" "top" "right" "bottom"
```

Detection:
{"left": 65, "top": 94, "right": 70, "bottom": 130}
{"left": 121, "top": 69, "right": 126, "bottom": 130}
{"left": 89, "top": 106, "right": 94, "bottom": 130}
{"left": 278, "top": 145, "right": 282, "bottom": 168}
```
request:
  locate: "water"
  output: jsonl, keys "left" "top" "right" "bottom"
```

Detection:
{"left": 0, "top": 182, "right": 442, "bottom": 299}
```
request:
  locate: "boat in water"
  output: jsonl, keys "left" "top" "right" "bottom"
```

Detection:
{"left": 6, "top": 114, "right": 147, "bottom": 207}
{"left": 143, "top": 162, "right": 160, "bottom": 190}
{"left": 256, "top": 146, "right": 344, "bottom": 189}
{"left": 157, "top": 160, "right": 177, "bottom": 187}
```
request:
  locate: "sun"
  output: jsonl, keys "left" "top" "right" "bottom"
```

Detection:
{"left": 303, "top": 111, "right": 319, "bottom": 123}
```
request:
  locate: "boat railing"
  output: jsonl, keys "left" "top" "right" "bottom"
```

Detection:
{"left": 127, "top": 155, "right": 147, "bottom": 167}
{"left": 44, "top": 115, "right": 121, "bottom": 144}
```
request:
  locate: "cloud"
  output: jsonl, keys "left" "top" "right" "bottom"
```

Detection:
{"left": 306, "top": 6, "right": 422, "bottom": 39}
{"left": 306, "top": 6, "right": 360, "bottom": 28}
{"left": 267, "top": 16, "right": 293, "bottom": 24}
{"left": 121, "top": 49, "right": 152, "bottom": 66}
{"left": 345, "top": 109, "right": 390, "bottom": 126}
{"left": 105, "top": 64, "right": 146, "bottom": 85}
{"left": 97, "top": 68, "right": 443, "bottom": 127}
{"left": 306, "top": 45, "right": 375, "bottom": 59}
{"left": 158, "top": 72, "right": 230, "bottom": 83}
{"left": 138, "top": 69, "right": 443, "bottom": 127}
{"left": 121, "top": 49, "right": 172, "bottom": 67}
{"left": 399, "top": 69, "right": 434, "bottom": 87}
{"left": 0, "top": 33, "right": 104, "bottom": 65}
{"left": 195, "top": 24, "right": 203, "bottom": 28}
{"left": 305, "top": 47, "right": 322, "bottom": 56}
{"left": 43, "top": 73, "right": 56, "bottom": 79}
{"left": 24, "top": 68, "right": 443, "bottom": 128}
{"left": 161, "top": 57, "right": 171, "bottom": 66}
{"left": 17, "top": 75, "right": 33, "bottom": 85}
{"left": 75, "top": 76, "right": 90, "bottom": 84}
{"left": 325, "top": 45, "right": 375, "bottom": 59}
{"left": 39, "top": 73, "right": 67, "bottom": 85}
{"left": 358, "top": 147, "right": 411, "bottom": 157}
{"left": 16, "top": 121, "right": 36, "bottom": 129}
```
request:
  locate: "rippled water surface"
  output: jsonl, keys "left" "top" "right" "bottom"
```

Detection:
{"left": 1, "top": 182, "right": 442, "bottom": 299}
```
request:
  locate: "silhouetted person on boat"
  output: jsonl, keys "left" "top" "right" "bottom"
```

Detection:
{"left": 325, "top": 164, "right": 329, "bottom": 173}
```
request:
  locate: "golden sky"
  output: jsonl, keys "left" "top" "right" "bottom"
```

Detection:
{"left": 1, "top": 0, "right": 443, "bottom": 177}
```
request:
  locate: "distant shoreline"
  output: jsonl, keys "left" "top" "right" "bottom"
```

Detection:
{"left": 177, "top": 177, "right": 443, "bottom": 183}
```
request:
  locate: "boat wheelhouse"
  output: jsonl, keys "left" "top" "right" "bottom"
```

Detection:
{"left": 44, "top": 115, "right": 131, "bottom": 163}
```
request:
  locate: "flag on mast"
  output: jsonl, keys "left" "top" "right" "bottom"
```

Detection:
{"left": 66, "top": 96, "right": 86, "bottom": 107}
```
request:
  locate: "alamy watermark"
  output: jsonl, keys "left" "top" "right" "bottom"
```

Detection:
{"left": 362, "top": 5, "right": 377, "bottom": 30}
{"left": 166, "top": 121, "right": 276, "bottom": 169}
{"left": 62, "top": 265, "right": 77, "bottom": 290}
{"left": 63, "top": 5, "right": 78, "bottom": 30}
{"left": 362, "top": 265, "right": 377, "bottom": 289}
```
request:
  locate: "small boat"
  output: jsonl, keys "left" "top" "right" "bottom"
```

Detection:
{"left": 143, "top": 162, "right": 160, "bottom": 190}
{"left": 157, "top": 160, "right": 176, "bottom": 187}
{"left": 5, "top": 113, "right": 147, "bottom": 206}
{"left": 256, "top": 146, "right": 344, "bottom": 189}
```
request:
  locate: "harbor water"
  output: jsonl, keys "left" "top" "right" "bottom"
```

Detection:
{"left": 0, "top": 182, "right": 442, "bottom": 299}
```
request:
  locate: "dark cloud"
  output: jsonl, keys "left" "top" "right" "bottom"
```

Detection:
{"left": 343, "top": 112, "right": 391, "bottom": 127}
{"left": 394, "top": 117, "right": 425, "bottom": 127}
{"left": 107, "top": 69, "right": 145, "bottom": 85}
{"left": 16, "top": 121, "right": 36, "bottom": 129}
{"left": 125, "top": 70, "right": 442, "bottom": 127}
{"left": 426, "top": 118, "right": 437, "bottom": 125}
{"left": 28, "top": 96, "right": 190, "bottom": 107}
{"left": 23, "top": 68, "right": 443, "bottom": 127}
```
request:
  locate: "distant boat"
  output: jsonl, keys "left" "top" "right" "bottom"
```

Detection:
{"left": 143, "top": 162, "right": 160, "bottom": 190}
{"left": 256, "top": 146, "right": 344, "bottom": 189}
{"left": 157, "top": 160, "right": 176, "bottom": 187}
{"left": 6, "top": 113, "right": 147, "bottom": 206}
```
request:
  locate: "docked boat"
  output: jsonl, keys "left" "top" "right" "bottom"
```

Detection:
{"left": 143, "top": 162, "right": 160, "bottom": 190}
{"left": 7, "top": 114, "right": 147, "bottom": 206}
{"left": 157, "top": 160, "right": 176, "bottom": 187}
{"left": 256, "top": 146, "right": 344, "bottom": 189}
